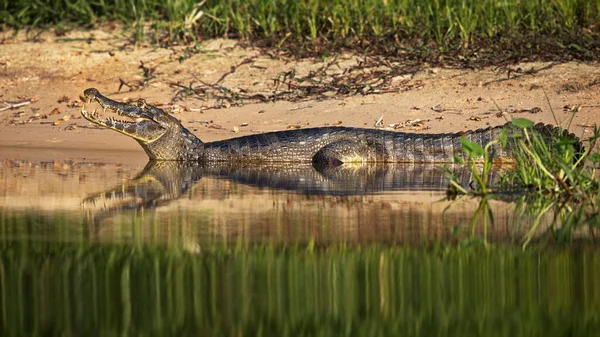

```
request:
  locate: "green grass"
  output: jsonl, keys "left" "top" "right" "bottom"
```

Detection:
{"left": 1, "top": 0, "right": 599, "bottom": 60}
{"left": 448, "top": 117, "right": 600, "bottom": 245}
{"left": 455, "top": 117, "right": 598, "bottom": 196}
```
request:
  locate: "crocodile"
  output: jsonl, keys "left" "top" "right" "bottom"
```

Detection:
{"left": 81, "top": 88, "right": 580, "bottom": 163}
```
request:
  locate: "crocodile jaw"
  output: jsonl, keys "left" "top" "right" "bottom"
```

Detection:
{"left": 81, "top": 87, "right": 168, "bottom": 142}
{"left": 80, "top": 88, "right": 205, "bottom": 160}
{"left": 81, "top": 104, "right": 167, "bottom": 143}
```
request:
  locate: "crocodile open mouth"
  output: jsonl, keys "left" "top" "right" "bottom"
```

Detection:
{"left": 81, "top": 104, "right": 144, "bottom": 127}
{"left": 81, "top": 88, "right": 167, "bottom": 142}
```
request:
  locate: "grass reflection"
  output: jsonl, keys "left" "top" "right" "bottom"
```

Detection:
{"left": 1, "top": 243, "right": 599, "bottom": 336}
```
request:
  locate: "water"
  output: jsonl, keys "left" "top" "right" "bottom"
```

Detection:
{"left": 0, "top": 148, "right": 598, "bottom": 336}
{"left": 2, "top": 244, "right": 600, "bottom": 336}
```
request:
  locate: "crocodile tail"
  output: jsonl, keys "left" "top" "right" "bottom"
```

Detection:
{"left": 392, "top": 124, "right": 509, "bottom": 163}
{"left": 530, "top": 122, "right": 585, "bottom": 160}
{"left": 396, "top": 122, "right": 584, "bottom": 164}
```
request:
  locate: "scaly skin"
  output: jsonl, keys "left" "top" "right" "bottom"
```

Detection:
{"left": 81, "top": 88, "right": 579, "bottom": 163}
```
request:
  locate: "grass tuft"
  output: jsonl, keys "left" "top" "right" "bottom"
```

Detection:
{"left": 448, "top": 117, "right": 600, "bottom": 245}
{"left": 1, "top": 0, "right": 599, "bottom": 61}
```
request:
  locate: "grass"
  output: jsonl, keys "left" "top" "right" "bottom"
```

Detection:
{"left": 1, "top": 0, "right": 599, "bottom": 61}
{"left": 456, "top": 117, "right": 598, "bottom": 196}
{"left": 447, "top": 117, "right": 600, "bottom": 245}
{"left": 1, "top": 242, "right": 600, "bottom": 335}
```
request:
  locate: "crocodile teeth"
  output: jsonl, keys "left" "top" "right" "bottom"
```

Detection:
{"left": 81, "top": 105, "right": 97, "bottom": 118}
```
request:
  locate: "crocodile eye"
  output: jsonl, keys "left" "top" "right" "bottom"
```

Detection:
{"left": 132, "top": 99, "right": 147, "bottom": 108}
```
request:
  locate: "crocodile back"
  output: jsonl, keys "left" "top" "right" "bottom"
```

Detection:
{"left": 200, "top": 123, "right": 579, "bottom": 163}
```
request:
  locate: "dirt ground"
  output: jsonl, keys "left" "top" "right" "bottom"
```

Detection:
{"left": 1, "top": 27, "right": 599, "bottom": 156}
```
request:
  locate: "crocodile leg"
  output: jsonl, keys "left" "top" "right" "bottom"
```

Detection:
{"left": 312, "top": 139, "right": 390, "bottom": 165}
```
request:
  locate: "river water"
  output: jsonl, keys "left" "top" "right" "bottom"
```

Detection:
{"left": 0, "top": 148, "right": 598, "bottom": 336}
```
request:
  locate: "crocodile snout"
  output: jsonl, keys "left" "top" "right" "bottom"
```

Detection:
{"left": 83, "top": 88, "right": 101, "bottom": 100}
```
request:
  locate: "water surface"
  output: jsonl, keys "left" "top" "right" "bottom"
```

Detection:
{"left": 0, "top": 148, "right": 596, "bottom": 336}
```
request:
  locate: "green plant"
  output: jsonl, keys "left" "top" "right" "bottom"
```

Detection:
{"left": 447, "top": 117, "right": 600, "bottom": 245}
{"left": 1, "top": 0, "right": 599, "bottom": 60}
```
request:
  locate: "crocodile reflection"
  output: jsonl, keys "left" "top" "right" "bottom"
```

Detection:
{"left": 82, "top": 161, "right": 485, "bottom": 217}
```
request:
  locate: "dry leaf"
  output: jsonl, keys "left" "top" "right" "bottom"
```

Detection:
{"left": 57, "top": 95, "right": 70, "bottom": 103}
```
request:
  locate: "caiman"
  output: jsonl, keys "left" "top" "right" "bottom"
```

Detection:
{"left": 81, "top": 88, "right": 581, "bottom": 163}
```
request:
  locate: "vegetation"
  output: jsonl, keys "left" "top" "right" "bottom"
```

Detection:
{"left": 1, "top": 0, "right": 599, "bottom": 61}
{"left": 448, "top": 117, "right": 600, "bottom": 245}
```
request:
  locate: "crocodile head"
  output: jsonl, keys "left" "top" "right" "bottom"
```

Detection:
{"left": 81, "top": 88, "right": 204, "bottom": 160}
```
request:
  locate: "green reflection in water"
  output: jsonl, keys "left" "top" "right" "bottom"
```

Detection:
{"left": 1, "top": 242, "right": 600, "bottom": 336}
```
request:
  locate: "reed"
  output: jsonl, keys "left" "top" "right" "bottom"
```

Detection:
{"left": 1, "top": 0, "right": 598, "bottom": 57}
